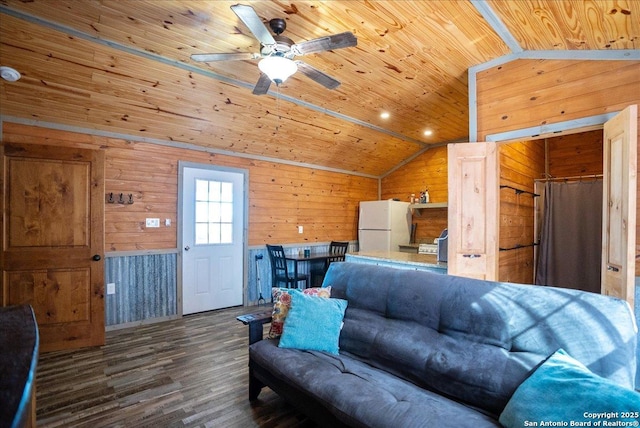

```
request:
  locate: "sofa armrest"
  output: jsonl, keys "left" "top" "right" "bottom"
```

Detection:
{"left": 236, "top": 308, "right": 272, "bottom": 345}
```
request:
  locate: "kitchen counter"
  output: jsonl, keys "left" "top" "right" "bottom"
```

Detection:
{"left": 346, "top": 251, "right": 447, "bottom": 274}
{"left": 398, "top": 244, "right": 419, "bottom": 253}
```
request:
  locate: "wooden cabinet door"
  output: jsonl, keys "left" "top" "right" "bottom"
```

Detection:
{"left": 1, "top": 143, "right": 105, "bottom": 352}
{"left": 447, "top": 142, "right": 499, "bottom": 280}
{"left": 601, "top": 105, "right": 637, "bottom": 308}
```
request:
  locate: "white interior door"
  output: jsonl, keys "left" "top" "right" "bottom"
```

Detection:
{"left": 181, "top": 165, "right": 246, "bottom": 314}
{"left": 601, "top": 105, "right": 637, "bottom": 308}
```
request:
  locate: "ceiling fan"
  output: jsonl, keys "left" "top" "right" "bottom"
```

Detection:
{"left": 190, "top": 4, "right": 357, "bottom": 95}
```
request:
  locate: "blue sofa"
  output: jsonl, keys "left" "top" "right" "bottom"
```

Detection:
{"left": 247, "top": 262, "right": 638, "bottom": 427}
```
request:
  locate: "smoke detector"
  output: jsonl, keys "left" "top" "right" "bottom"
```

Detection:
{"left": 0, "top": 66, "right": 21, "bottom": 82}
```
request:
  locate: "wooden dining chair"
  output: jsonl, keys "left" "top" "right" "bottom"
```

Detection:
{"left": 311, "top": 241, "right": 349, "bottom": 287}
{"left": 325, "top": 241, "right": 349, "bottom": 267}
{"left": 266, "top": 244, "right": 309, "bottom": 289}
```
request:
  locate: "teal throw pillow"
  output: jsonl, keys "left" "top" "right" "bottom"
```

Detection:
{"left": 499, "top": 349, "right": 640, "bottom": 428}
{"left": 278, "top": 291, "right": 347, "bottom": 355}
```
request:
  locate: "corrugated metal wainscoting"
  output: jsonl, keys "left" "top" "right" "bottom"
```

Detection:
{"left": 104, "top": 245, "right": 355, "bottom": 327}
{"left": 105, "top": 252, "right": 177, "bottom": 327}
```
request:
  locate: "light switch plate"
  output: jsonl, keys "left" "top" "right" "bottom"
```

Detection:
{"left": 107, "top": 283, "right": 115, "bottom": 295}
{"left": 146, "top": 218, "right": 160, "bottom": 228}
{"left": 298, "top": 225, "right": 303, "bottom": 234}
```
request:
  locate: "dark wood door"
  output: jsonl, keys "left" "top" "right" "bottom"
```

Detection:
{"left": 1, "top": 142, "right": 105, "bottom": 352}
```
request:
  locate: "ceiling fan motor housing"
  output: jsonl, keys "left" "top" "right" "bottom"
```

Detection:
{"left": 269, "top": 18, "right": 286, "bottom": 35}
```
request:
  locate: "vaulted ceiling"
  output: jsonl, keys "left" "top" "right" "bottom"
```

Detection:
{"left": 0, "top": 1, "right": 638, "bottom": 177}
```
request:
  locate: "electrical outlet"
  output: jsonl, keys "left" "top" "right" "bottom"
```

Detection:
{"left": 146, "top": 218, "right": 160, "bottom": 228}
{"left": 298, "top": 225, "right": 303, "bottom": 234}
{"left": 165, "top": 218, "right": 171, "bottom": 227}
{"left": 107, "top": 283, "right": 115, "bottom": 295}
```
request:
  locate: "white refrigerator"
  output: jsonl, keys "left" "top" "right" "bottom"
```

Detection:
{"left": 358, "top": 200, "right": 411, "bottom": 252}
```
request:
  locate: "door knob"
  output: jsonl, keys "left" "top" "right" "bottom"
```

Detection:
{"left": 184, "top": 246, "right": 190, "bottom": 251}
{"left": 92, "top": 254, "right": 101, "bottom": 261}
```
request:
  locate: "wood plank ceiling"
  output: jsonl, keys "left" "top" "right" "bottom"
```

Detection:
{"left": 0, "top": 1, "right": 638, "bottom": 177}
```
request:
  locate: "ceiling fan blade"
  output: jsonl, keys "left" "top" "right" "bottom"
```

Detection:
{"left": 191, "top": 52, "right": 259, "bottom": 62}
{"left": 252, "top": 73, "right": 272, "bottom": 95}
{"left": 230, "top": 4, "right": 276, "bottom": 47}
{"left": 292, "top": 32, "right": 357, "bottom": 56}
{"left": 295, "top": 61, "right": 341, "bottom": 90}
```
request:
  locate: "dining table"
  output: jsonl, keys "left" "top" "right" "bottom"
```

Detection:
{"left": 284, "top": 252, "right": 338, "bottom": 288}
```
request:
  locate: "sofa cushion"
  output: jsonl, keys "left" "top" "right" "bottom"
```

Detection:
{"left": 278, "top": 292, "right": 347, "bottom": 355}
{"left": 339, "top": 307, "right": 539, "bottom": 416}
{"left": 269, "top": 287, "right": 331, "bottom": 338}
{"left": 250, "top": 339, "right": 500, "bottom": 428}
{"left": 499, "top": 348, "right": 640, "bottom": 428}
{"left": 324, "top": 262, "right": 637, "bottom": 415}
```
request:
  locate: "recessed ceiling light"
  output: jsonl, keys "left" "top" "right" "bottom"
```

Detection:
{"left": 423, "top": 129, "right": 433, "bottom": 136}
{"left": 380, "top": 112, "right": 390, "bottom": 119}
{"left": 0, "top": 66, "right": 21, "bottom": 82}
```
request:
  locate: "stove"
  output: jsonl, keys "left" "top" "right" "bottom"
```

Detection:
{"left": 418, "top": 243, "right": 438, "bottom": 255}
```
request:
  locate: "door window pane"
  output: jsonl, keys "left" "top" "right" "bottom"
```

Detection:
{"left": 195, "top": 223, "right": 209, "bottom": 245}
{"left": 195, "top": 201, "right": 208, "bottom": 223}
{"left": 221, "top": 182, "right": 233, "bottom": 202}
{"left": 195, "top": 180, "right": 209, "bottom": 201}
{"left": 194, "top": 179, "right": 233, "bottom": 244}
{"left": 209, "top": 202, "right": 221, "bottom": 222}
{"left": 220, "top": 202, "right": 233, "bottom": 223}
{"left": 209, "top": 181, "right": 221, "bottom": 201}
{"left": 209, "top": 224, "right": 221, "bottom": 243}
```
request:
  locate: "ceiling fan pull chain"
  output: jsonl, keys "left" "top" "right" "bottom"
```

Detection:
{"left": 275, "top": 86, "right": 281, "bottom": 132}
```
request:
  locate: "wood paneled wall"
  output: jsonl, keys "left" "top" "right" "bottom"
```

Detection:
{"left": 477, "top": 59, "right": 638, "bottom": 278}
{"left": 547, "top": 130, "right": 603, "bottom": 177}
{"left": 381, "top": 146, "right": 448, "bottom": 242}
{"left": 498, "top": 140, "right": 544, "bottom": 284}
{"left": 476, "top": 60, "right": 639, "bottom": 139}
{"left": 2, "top": 122, "right": 376, "bottom": 251}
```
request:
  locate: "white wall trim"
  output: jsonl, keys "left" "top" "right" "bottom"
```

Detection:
{"left": 470, "top": 0, "right": 523, "bottom": 53}
{"left": 485, "top": 112, "right": 617, "bottom": 143}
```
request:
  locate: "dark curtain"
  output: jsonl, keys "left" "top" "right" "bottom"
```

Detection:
{"left": 535, "top": 180, "right": 603, "bottom": 293}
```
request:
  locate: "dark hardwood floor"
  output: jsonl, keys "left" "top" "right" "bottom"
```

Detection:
{"left": 36, "top": 306, "right": 315, "bottom": 428}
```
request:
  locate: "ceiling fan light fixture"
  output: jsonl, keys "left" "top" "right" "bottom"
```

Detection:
{"left": 258, "top": 56, "right": 297, "bottom": 85}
